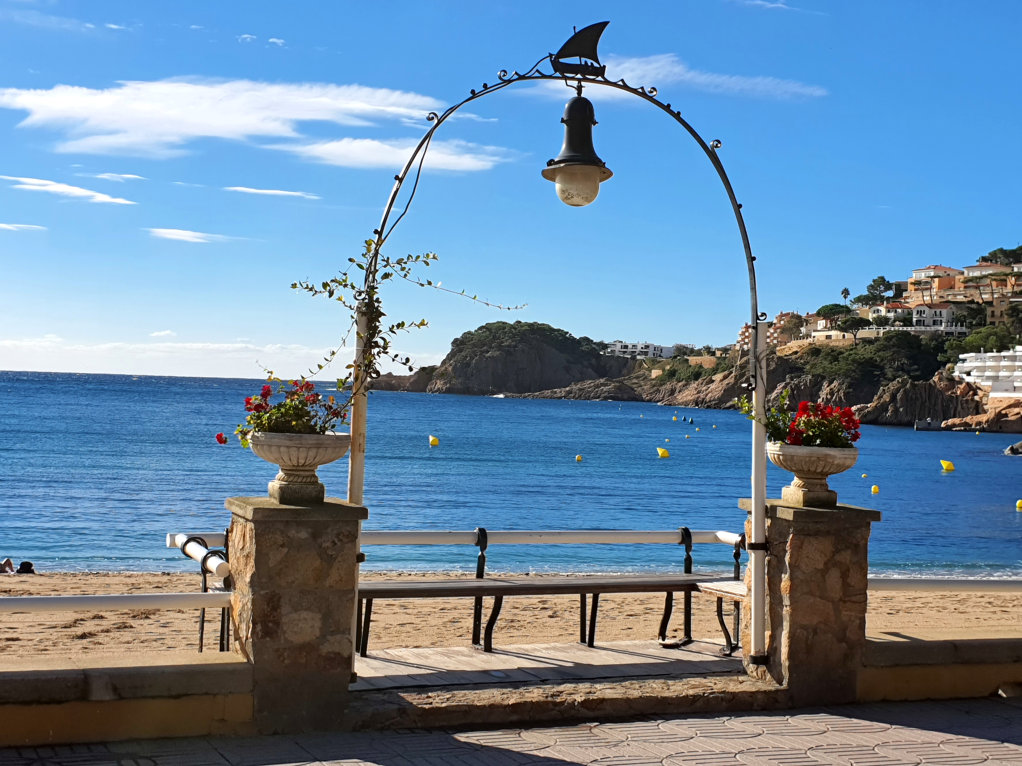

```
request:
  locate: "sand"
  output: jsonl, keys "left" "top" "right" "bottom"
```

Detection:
{"left": 1, "top": 571, "right": 1020, "bottom": 661}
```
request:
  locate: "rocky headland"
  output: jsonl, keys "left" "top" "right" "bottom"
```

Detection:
{"left": 371, "top": 321, "right": 1022, "bottom": 433}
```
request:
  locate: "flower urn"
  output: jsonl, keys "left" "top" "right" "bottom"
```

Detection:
{"left": 766, "top": 442, "right": 858, "bottom": 508}
{"left": 248, "top": 431, "right": 351, "bottom": 506}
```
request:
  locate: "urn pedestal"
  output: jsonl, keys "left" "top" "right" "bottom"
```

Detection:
{"left": 766, "top": 443, "right": 858, "bottom": 508}
{"left": 248, "top": 431, "right": 350, "bottom": 506}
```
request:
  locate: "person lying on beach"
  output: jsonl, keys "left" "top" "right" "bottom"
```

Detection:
{"left": 1, "top": 558, "right": 13, "bottom": 573}
{"left": 16, "top": 561, "right": 36, "bottom": 574}
{"left": 1, "top": 559, "right": 35, "bottom": 574}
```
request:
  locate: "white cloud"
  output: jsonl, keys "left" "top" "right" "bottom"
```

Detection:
{"left": 0, "top": 223, "right": 46, "bottom": 231}
{"left": 601, "top": 54, "right": 827, "bottom": 100}
{"left": 90, "top": 172, "right": 146, "bottom": 182}
{"left": 0, "top": 77, "right": 444, "bottom": 158}
{"left": 0, "top": 9, "right": 93, "bottom": 33}
{"left": 268, "top": 38, "right": 285, "bottom": 47}
{"left": 278, "top": 137, "right": 514, "bottom": 171}
{"left": 146, "top": 228, "right": 232, "bottom": 243}
{"left": 237, "top": 34, "right": 256, "bottom": 43}
{"left": 105, "top": 23, "right": 127, "bottom": 30}
{"left": 189, "top": 25, "right": 204, "bottom": 31}
{"left": 224, "top": 186, "right": 320, "bottom": 200}
{"left": 0, "top": 175, "right": 136, "bottom": 204}
{"left": 149, "top": 330, "right": 176, "bottom": 337}
{"left": 0, "top": 334, "right": 347, "bottom": 378}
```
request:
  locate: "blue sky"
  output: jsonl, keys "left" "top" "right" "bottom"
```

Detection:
{"left": 1, "top": 1, "right": 1019, "bottom": 378}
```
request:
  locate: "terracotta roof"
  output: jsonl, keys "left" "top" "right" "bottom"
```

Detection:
{"left": 912, "top": 265, "right": 963, "bottom": 273}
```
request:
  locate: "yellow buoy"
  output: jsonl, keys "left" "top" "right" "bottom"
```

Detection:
{"left": 428, "top": 434, "right": 439, "bottom": 447}
{"left": 940, "top": 460, "right": 955, "bottom": 472}
{"left": 640, "top": 414, "right": 644, "bottom": 418}
{"left": 1016, "top": 499, "right": 1022, "bottom": 511}
{"left": 976, "top": 431, "right": 981, "bottom": 435}
{"left": 672, "top": 416, "right": 678, "bottom": 421}
{"left": 657, "top": 447, "right": 670, "bottom": 458}
{"left": 695, "top": 427, "right": 700, "bottom": 432}
{"left": 712, "top": 425, "right": 717, "bottom": 429}
{"left": 665, "top": 438, "right": 670, "bottom": 442}
{"left": 871, "top": 485, "right": 879, "bottom": 494}
{"left": 575, "top": 455, "right": 582, "bottom": 463}
{"left": 685, "top": 434, "right": 690, "bottom": 439}
{"left": 861, "top": 473, "right": 868, "bottom": 478}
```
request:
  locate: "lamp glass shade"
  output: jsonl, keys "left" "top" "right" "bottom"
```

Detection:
{"left": 547, "top": 164, "right": 605, "bottom": 207}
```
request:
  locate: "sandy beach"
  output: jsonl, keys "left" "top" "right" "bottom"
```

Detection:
{"left": 2, "top": 571, "right": 1020, "bottom": 661}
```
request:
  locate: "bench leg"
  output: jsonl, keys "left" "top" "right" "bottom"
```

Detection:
{"left": 733, "top": 600, "right": 741, "bottom": 648}
{"left": 658, "top": 592, "right": 674, "bottom": 641}
{"left": 472, "top": 595, "right": 484, "bottom": 646}
{"left": 359, "top": 598, "right": 373, "bottom": 657}
{"left": 483, "top": 595, "right": 503, "bottom": 653}
{"left": 355, "top": 598, "right": 363, "bottom": 653}
{"left": 715, "top": 596, "right": 735, "bottom": 656}
{"left": 198, "top": 607, "right": 206, "bottom": 653}
{"left": 579, "top": 594, "right": 587, "bottom": 643}
{"left": 586, "top": 593, "right": 600, "bottom": 647}
{"left": 219, "top": 606, "right": 230, "bottom": 652}
{"left": 683, "top": 590, "right": 693, "bottom": 645}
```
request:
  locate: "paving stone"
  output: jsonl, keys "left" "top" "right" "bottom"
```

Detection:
{"left": 938, "top": 735, "right": 1022, "bottom": 763}
{"left": 734, "top": 748, "right": 828, "bottom": 765}
{"left": 453, "top": 730, "right": 549, "bottom": 753}
{"left": 875, "top": 741, "right": 986, "bottom": 764}
{"left": 594, "top": 720, "right": 694, "bottom": 744}
{"left": 662, "top": 753, "right": 742, "bottom": 765}
{"left": 804, "top": 743, "right": 918, "bottom": 765}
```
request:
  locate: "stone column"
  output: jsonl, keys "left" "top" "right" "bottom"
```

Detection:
{"left": 740, "top": 499, "right": 880, "bottom": 706}
{"left": 226, "top": 496, "right": 367, "bottom": 734}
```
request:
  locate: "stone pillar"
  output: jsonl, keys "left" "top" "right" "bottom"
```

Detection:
{"left": 740, "top": 499, "right": 880, "bottom": 706}
{"left": 226, "top": 496, "right": 367, "bottom": 734}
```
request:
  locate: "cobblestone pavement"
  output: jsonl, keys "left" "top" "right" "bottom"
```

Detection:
{"left": 2, "top": 697, "right": 1020, "bottom": 765}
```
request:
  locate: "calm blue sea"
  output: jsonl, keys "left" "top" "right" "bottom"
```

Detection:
{"left": 1, "top": 371, "right": 1020, "bottom": 577}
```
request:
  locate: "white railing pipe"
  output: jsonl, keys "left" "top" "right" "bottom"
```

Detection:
{"left": 0, "top": 592, "right": 231, "bottom": 614}
{"left": 166, "top": 532, "right": 225, "bottom": 549}
{"left": 358, "top": 529, "right": 744, "bottom": 547}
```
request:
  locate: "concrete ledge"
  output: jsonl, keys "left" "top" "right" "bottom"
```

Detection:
{"left": 344, "top": 674, "right": 788, "bottom": 731}
{"left": 0, "top": 651, "right": 253, "bottom": 705}
{"left": 0, "top": 694, "right": 255, "bottom": 746}
{"left": 0, "top": 653, "right": 255, "bottom": 745}
{"left": 865, "top": 637, "right": 1022, "bottom": 667}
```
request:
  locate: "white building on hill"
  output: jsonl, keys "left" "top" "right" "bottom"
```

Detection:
{"left": 955, "top": 345, "right": 1022, "bottom": 399}
{"left": 605, "top": 341, "right": 674, "bottom": 359}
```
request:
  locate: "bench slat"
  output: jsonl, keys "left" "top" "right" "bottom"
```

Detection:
{"left": 358, "top": 574, "right": 705, "bottom": 599}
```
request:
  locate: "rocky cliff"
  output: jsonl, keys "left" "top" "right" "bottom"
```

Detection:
{"left": 855, "top": 371, "right": 986, "bottom": 426}
{"left": 509, "top": 378, "right": 642, "bottom": 401}
{"left": 425, "top": 321, "right": 632, "bottom": 396}
{"left": 370, "top": 366, "right": 435, "bottom": 393}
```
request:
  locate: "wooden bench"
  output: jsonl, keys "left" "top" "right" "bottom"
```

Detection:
{"left": 357, "top": 528, "right": 746, "bottom": 655}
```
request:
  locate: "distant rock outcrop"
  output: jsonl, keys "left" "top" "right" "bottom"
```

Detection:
{"left": 370, "top": 367, "right": 436, "bottom": 392}
{"left": 1005, "top": 440, "right": 1022, "bottom": 455}
{"left": 426, "top": 322, "right": 631, "bottom": 396}
{"left": 855, "top": 371, "right": 985, "bottom": 426}
{"left": 943, "top": 397, "right": 1022, "bottom": 433}
{"left": 510, "top": 378, "right": 642, "bottom": 401}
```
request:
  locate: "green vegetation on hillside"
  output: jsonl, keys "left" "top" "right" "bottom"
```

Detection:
{"left": 799, "top": 331, "right": 946, "bottom": 384}
{"left": 446, "top": 321, "right": 607, "bottom": 360}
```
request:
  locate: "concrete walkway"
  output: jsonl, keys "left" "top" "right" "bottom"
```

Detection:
{"left": 2, "top": 697, "right": 1021, "bottom": 765}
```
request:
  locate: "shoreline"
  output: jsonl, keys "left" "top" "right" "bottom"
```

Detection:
{"left": 2, "top": 571, "right": 1021, "bottom": 661}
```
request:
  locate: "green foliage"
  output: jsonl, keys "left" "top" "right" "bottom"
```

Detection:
{"left": 446, "top": 321, "right": 605, "bottom": 365}
{"left": 836, "top": 316, "right": 871, "bottom": 339}
{"left": 980, "top": 246, "right": 1022, "bottom": 266}
{"left": 951, "top": 302, "right": 988, "bottom": 330}
{"left": 735, "top": 389, "right": 861, "bottom": 448}
{"left": 943, "top": 325, "right": 1019, "bottom": 361}
{"left": 233, "top": 379, "right": 348, "bottom": 447}
{"left": 816, "top": 303, "right": 852, "bottom": 319}
{"left": 865, "top": 275, "right": 894, "bottom": 304}
{"left": 801, "top": 331, "right": 945, "bottom": 384}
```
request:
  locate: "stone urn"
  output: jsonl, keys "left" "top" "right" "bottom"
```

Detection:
{"left": 248, "top": 431, "right": 351, "bottom": 506}
{"left": 766, "top": 442, "right": 858, "bottom": 508}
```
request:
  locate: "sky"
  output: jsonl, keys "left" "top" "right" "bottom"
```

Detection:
{"left": 1, "top": 0, "right": 1020, "bottom": 378}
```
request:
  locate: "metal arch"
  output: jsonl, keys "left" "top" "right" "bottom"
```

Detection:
{"left": 360, "top": 56, "right": 764, "bottom": 385}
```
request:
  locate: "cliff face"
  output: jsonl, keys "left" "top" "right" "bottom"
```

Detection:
{"left": 855, "top": 371, "right": 985, "bottom": 426}
{"left": 370, "top": 367, "right": 435, "bottom": 392}
{"left": 943, "top": 397, "right": 1022, "bottom": 433}
{"left": 510, "top": 378, "right": 642, "bottom": 401}
{"left": 426, "top": 322, "right": 631, "bottom": 395}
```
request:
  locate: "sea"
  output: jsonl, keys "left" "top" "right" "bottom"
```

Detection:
{"left": 1, "top": 371, "right": 1020, "bottom": 578}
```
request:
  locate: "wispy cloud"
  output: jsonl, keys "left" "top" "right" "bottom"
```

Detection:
{"left": 237, "top": 34, "right": 256, "bottom": 43}
{"left": 146, "top": 227, "right": 232, "bottom": 243}
{"left": 0, "top": 8, "right": 94, "bottom": 33}
{"left": 149, "top": 330, "right": 176, "bottom": 337}
{"left": 0, "top": 175, "right": 136, "bottom": 204}
{"left": 278, "top": 137, "right": 515, "bottom": 171}
{"left": 224, "top": 186, "right": 320, "bottom": 200}
{"left": 89, "top": 172, "right": 146, "bottom": 182}
{"left": 105, "top": 23, "right": 127, "bottom": 30}
{"left": 730, "top": 0, "right": 822, "bottom": 12}
{"left": 0, "top": 223, "right": 46, "bottom": 231}
{"left": 602, "top": 54, "right": 827, "bottom": 100}
{"left": 0, "top": 77, "right": 444, "bottom": 158}
{"left": 268, "top": 38, "right": 285, "bottom": 47}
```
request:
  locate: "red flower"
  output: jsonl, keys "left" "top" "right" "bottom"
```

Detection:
{"left": 215, "top": 432, "right": 228, "bottom": 445}
{"left": 261, "top": 384, "right": 273, "bottom": 399}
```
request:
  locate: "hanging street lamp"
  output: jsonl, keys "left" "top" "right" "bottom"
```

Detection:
{"left": 541, "top": 92, "right": 613, "bottom": 207}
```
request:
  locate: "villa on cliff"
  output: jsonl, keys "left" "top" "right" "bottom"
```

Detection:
{"left": 955, "top": 345, "right": 1022, "bottom": 399}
